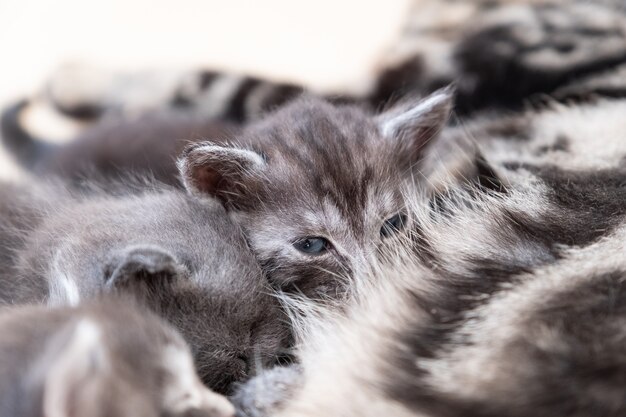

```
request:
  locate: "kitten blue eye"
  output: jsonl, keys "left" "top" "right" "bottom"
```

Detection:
{"left": 293, "top": 237, "right": 330, "bottom": 255}
{"left": 381, "top": 213, "right": 407, "bottom": 238}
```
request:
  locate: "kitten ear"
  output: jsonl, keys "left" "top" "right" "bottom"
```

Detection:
{"left": 177, "top": 142, "right": 266, "bottom": 205}
{"left": 378, "top": 86, "right": 454, "bottom": 164}
{"left": 104, "top": 244, "right": 184, "bottom": 298}
{"left": 41, "top": 319, "right": 108, "bottom": 417}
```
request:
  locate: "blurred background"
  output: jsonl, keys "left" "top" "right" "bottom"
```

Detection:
{"left": 0, "top": 0, "right": 412, "bottom": 178}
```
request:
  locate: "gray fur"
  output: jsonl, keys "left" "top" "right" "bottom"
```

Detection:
{"left": 177, "top": 91, "right": 452, "bottom": 300}
{"left": 0, "top": 298, "right": 234, "bottom": 417}
{"left": 254, "top": 222, "right": 626, "bottom": 417}
{"left": 0, "top": 179, "right": 289, "bottom": 394}
{"left": 0, "top": 101, "right": 238, "bottom": 186}
{"left": 3, "top": 92, "right": 453, "bottom": 301}
{"left": 231, "top": 91, "right": 626, "bottom": 417}
{"left": 7, "top": 3, "right": 626, "bottom": 415}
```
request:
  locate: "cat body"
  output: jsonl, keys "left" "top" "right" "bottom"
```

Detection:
{"left": 0, "top": 178, "right": 288, "bottom": 393}
{"left": 0, "top": 298, "right": 235, "bottom": 417}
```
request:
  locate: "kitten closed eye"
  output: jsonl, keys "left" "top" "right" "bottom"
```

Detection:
{"left": 380, "top": 213, "right": 407, "bottom": 238}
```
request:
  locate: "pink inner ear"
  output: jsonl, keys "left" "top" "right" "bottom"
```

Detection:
{"left": 193, "top": 165, "right": 222, "bottom": 195}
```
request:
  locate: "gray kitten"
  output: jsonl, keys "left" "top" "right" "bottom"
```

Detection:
{"left": 0, "top": 298, "right": 235, "bottom": 417}
{"left": 0, "top": 179, "right": 289, "bottom": 394}
{"left": 176, "top": 89, "right": 454, "bottom": 299}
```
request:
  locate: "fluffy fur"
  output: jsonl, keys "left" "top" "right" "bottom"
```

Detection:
{"left": 0, "top": 179, "right": 288, "bottom": 394}
{"left": 2, "top": 92, "right": 453, "bottom": 300}
{"left": 232, "top": 93, "right": 626, "bottom": 416}
{"left": 0, "top": 101, "right": 238, "bottom": 186}
{"left": 3, "top": 1, "right": 626, "bottom": 415}
{"left": 0, "top": 297, "right": 234, "bottom": 417}
{"left": 258, "top": 225, "right": 626, "bottom": 417}
{"left": 175, "top": 91, "right": 452, "bottom": 299}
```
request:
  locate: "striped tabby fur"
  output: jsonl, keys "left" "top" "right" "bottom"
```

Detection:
{"left": 236, "top": 95, "right": 626, "bottom": 417}
{"left": 1, "top": 1, "right": 626, "bottom": 416}
{"left": 33, "top": 0, "right": 626, "bottom": 124}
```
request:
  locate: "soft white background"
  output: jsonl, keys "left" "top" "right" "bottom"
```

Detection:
{"left": 0, "top": 0, "right": 411, "bottom": 178}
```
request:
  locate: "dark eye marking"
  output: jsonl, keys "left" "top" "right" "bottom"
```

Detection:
{"left": 380, "top": 213, "right": 407, "bottom": 238}
{"left": 293, "top": 237, "right": 331, "bottom": 255}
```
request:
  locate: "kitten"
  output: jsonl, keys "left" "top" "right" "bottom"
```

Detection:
{"left": 0, "top": 297, "right": 235, "bottom": 417}
{"left": 174, "top": 90, "right": 454, "bottom": 299}
{"left": 3, "top": 90, "right": 454, "bottom": 300}
{"left": 0, "top": 179, "right": 289, "bottom": 394}
{"left": 0, "top": 101, "right": 239, "bottom": 186}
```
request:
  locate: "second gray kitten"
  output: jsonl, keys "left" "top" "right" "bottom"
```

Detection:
{"left": 0, "top": 179, "right": 289, "bottom": 394}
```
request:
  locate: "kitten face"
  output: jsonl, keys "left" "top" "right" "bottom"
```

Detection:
{"left": 179, "top": 89, "right": 453, "bottom": 298}
{"left": 230, "top": 140, "right": 412, "bottom": 298}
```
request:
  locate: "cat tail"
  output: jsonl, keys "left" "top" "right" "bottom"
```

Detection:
{"left": 1, "top": 100, "right": 58, "bottom": 171}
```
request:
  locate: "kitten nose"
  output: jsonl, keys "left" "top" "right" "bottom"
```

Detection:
{"left": 235, "top": 353, "right": 250, "bottom": 375}
{"left": 198, "top": 351, "right": 250, "bottom": 394}
{"left": 224, "top": 352, "right": 251, "bottom": 392}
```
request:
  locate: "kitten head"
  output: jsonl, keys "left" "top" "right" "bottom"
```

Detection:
{"left": 101, "top": 244, "right": 289, "bottom": 393}
{"left": 178, "top": 88, "right": 453, "bottom": 299}
{"left": 32, "top": 193, "right": 289, "bottom": 394}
